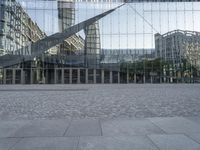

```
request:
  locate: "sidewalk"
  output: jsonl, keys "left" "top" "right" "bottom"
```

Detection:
{"left": 0, "top": 117, "right": 200, "bottom": 150}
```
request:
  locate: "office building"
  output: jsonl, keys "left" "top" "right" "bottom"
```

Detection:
{"left": 155, "top": 30, "right": 200, "bottom": 68}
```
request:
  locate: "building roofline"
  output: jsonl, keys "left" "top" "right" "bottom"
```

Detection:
{"left": 158, "top": 29, "right": 200, "bottom": 37}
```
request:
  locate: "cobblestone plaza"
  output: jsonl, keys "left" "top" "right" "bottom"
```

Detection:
{"left": 0, "top": 84, "right": 200, "bottom": 150}
{"left": 1, "top": 0, "right": 200, "bottom": 84}
{"left": 1, "top": 0, "right": 200, "bottom": 149}
{"left": 0, "top": 84, "right": 199, "bottom": 120}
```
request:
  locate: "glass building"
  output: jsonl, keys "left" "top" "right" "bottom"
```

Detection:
{"left": 0, "top": 0, "right": 200, "bottom": 84}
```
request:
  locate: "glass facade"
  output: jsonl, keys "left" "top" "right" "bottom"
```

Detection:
{"left": 0, "top": 0, "right": 200, "bottom": 84}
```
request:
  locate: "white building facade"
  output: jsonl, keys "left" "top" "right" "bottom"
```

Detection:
{"left": 155, "top": 30, "right": 200, "bottom": 68}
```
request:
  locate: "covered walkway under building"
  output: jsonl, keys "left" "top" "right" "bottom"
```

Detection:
{"left": 0, "top": 67, "right": 169, "bottom": 84}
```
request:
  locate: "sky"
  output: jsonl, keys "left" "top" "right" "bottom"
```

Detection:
{"left": 16, "top": 0, "right": 200, "bottom": 49}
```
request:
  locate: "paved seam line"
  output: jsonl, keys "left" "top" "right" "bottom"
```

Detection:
{"left": 76, "top": 136, "right": 80, "bottom": 150}
{"left": 0, "top": 89, "right": 88, "bottom": 92}
{"left": 99, "top": 119, "right": 103, "bottom": 136}
{"left": 6, "top": 135, "right": 65, "bottom": 138}
{"left": 183, "top": 133, "right": 200, "bottom": 145}
{"left": 63, "top": 118, "right": 73, "bottom": 136}
{"left": 146, "top": 135, "right": 161, "bottom": 150}
{"left": 8, "top": 138, "right": 23, "bottom": 150}
{"left": 147, "top": 118, "right": 168, "bottom": 134}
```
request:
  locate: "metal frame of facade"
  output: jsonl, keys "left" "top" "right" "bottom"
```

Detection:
{"left": 0, "top": 3, "right": 125, "bottom": 68}
{"left": 0, "top": 1, "right": 200, "bottom": 84}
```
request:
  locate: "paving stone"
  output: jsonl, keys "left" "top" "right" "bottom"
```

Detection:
{"left": 0, "top": 138, "right": 21, "bottom": 150}
{"left": 186, "top": 133, "right": 200, "bottom": 144}
{"left": 149, "top": 117, "right": 200, "bottom": 134}
{"left": 148, "top": 134, "right": 200, "bottom": 150}
{"left": 1, "top": 84, "right": 200, "bottom": 120}
{"left": 10, "top": 137, "right": 78, "bottom": 150}
{"left": 12, "top": 119, "right": 70, "bottom": 137}
{"left": 186, "top": 117, "right": 200, "bottom": 125}
{"left": 65, "top": 119, "right": 101, "bottom": 137}
{"left": 78, "top": 136, "right": 159, "bottom": 150}
{"left": 102, "top": 119, "right": 165, "bottom": 136}
{"left": 0, "top": 121, "right": 30, "bottom": 138}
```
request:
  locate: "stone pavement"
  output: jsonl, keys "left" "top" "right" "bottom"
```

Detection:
{"left": 0, "top": 84, "right": 200, "bottom": 120}
{"left": 1, "top": 117, "right": 200, "bottom": 150}
{"left": 0, "top": 85, "right": 200, "bottom": 149}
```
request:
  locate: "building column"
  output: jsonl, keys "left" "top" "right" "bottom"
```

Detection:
{"left": 3, "top": 69, "right": 6, "bottom": 84}
{"left": 170, "top": 77, "right": 173, "bottom": 83}
{"left": 93, "top": 69, "right": 96, "bottom": 84}
{"left": 127, "top": 70, "right": 129, "bottom": 84}
{"left": 69, "top": 68, "right": 72, "bottom": 84}
{"left": 36, "top": 69, "right": 40, "bottom": 83}
{"left": 163, "top": 77, "right": 166, "bottom": 83}
{"left": 45, "top": 69, "right": 48, "bottom": 84}
{"left": 21, "top": 69, "right": 24, "bottom": 84}
{"left": 12, "top": 69, "right": 16, "bottom": 84}
{"left": 109, "top": 71, "right": 113, "bottom": 84}
{"left": 143, "top": 75, "right": 146, "bottom": 84}
{"left": 42, "top": 69, "right": 45, "bottom": 84}
{"left": 77, "top": 68, "right": 80, "bottom": 84}
{"left": 54, "top": 69, "right": 57, "bottom": 84}
{"left": 85, "top": 69, "right": 88, "bottom": 84}
{"left": 134, "top": 74, "right": 136, "bottom": 83}
{"left": 101, "top": 70, "right": 104, "bottom": 84}
{"left": 30, "top": 69, "right": 33, "bottom": 84}
{"left": 77, "top": 68, "right": 81, "bottom": 84}
{"left": 118, "top": 72, "right": 120, "bottom": 84}
{"left": 61, "top": 68, "right": 64, "bottom": 84}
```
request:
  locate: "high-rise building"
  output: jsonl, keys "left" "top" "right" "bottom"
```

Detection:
{"left": 57, "top": 0, "right": 84, "bottom": 55}
{"left": 0, "top": 0, "right": 45, "bottom": 56}
{"left": 57, "top": 0, "right": 101, "bottom": 67}
{"left": 155, "top": 30, "right": 200, "bottom": 68}
{"left": 58, "top": 0, "right": 75, "bottom": 31}
{"left": 84, "top": 21, "right": 101, "bottom": 67}
{"left": 84, "top": 21, "right": 101, "bottom": 55}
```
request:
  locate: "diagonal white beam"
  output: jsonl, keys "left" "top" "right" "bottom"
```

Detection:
{"left": 0, "top": 3, "right": 125, "bottom": 67}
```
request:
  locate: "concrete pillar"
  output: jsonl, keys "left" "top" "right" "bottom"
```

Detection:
{"left": 109, "top": 71, "right": 113, "bottom": 84}
{"left": 42, "top": 69, "right": 45, "bottom": 84}
{"left": 77, "top": 69, "right": 80, "bottom": 84}
{"left": 21, "top": 69, "right": 24, "bottom": 84}
{"left": 30, "top": 69, "right": 33, "bottom": 84}
{"left": 164, "top": 77, "right": 166, "bottom": 83}
{"left": 36, "top": 69, "right": 40, "bottom": 83}
{"left": 3, "top": 69, "right": 6, "bottom": 84}
{"left": 69, "top": 69, "right": 72, "bottom": 84}
{"left": 143, "top": 75, "right": 146, "bottom": 84}
{"left": 101, "top": 70, "right": 104, "bottom": 84}
{"left": 12, "top": 69, "right": 15, "bottom": 84}
{"left": 45, "top": 69, "right": 48, "bottom": 84}
{"left": 85, "top": 69, "right": 88, "bottom": 84}
{"left": 127, "top": 71, "right": 129, "bottom": 84}
{"left": 118, "top": 72, "right": 120, "bottom": 84}
{"left": 134, "top": 74, "right": 136, "bottom": 83}
{"left": 54, "top": 69, "right": 57, "bottom": 84}
{"left": 61, "top": 68, "right": 64, "bottom": 84}
{"left": 170, "top": 77, "right": 173, "bottom": 83}
{"left": 93, "top": 69, "right": 96, "bottom": 84}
